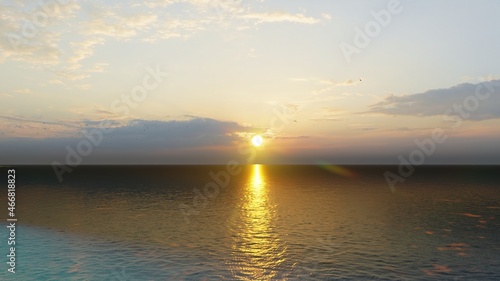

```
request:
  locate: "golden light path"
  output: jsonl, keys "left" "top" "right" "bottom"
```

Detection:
{"left": 231, "top": 165, "right": 286, "bottom": 280}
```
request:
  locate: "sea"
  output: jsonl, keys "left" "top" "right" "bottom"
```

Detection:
{"left": 0, "top": 165, "right": 499, "bottom": 280}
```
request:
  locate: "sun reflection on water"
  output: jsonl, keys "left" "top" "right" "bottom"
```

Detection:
{"left": 230, "top": 165, "right": 286, "bottom": 280}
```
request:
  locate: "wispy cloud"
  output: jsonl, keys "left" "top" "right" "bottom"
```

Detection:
{"left": 1, "top": 0, "right": 320, "bottom": 89}
{"left": 241, "top": 12, "right": 320, "bottom": 24}
{"left": 274, "top": 135, "right": 309, "bottom": 139}
{"left": 289, "top": 77, "right": 361, "bottom": 96}
{"left": 0, "top": 1, "right": 80, "bottom": 64}
{"left": 289, "top": 77, "right": 360, "bottom": 86}
{"left": 310, "top": 107, "right": 347, "bottom": 121}
{"left": 15, "top": 88, "right": 34, "bottom": 94}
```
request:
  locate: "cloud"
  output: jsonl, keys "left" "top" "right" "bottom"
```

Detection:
{"left": 83, "top": 8, "right": 157, "bottom": 38}
{"left": 67, "top": 38, "right": 105, "bottom": 66}
{"left": 0, "top": 0, "right": 80, "bottom": 64}
{"left": 319, "top": 78, "right": 360, "bottom": 87}
{"left": 15, "top": 88, "right": 33, "bottom": 94}
{"left": 103, "top": 117, "right": 245, "bottom": 148}
{"left": 91, "top": 105, "right": 117, "bottom": 117}
{"left": 0, "top": 117, "right": 252, "bottom": 164}
{"left": 0, "top": 1, "right": 323, "bottom": 92}
{"left": 310, "top": 107, "right": 347, "bottom": 121}
{"left": 367, "top": 80, "right": 500, "bottom": 120}
{"left": 289, "top": 77, "right": 359, "bottom": 86}
{"left": 321, "top": 13, "right": 332, "bottom": 20}
{"left": 289, "top": 77, "right": 361, "bottom": 97}
{"left": 145, "top": 18, "right": 207, "bottom": 42}
{"left": 274, "top": 136, "right": 309, "bottom": 139}
{"left": 1, "top": 0, "right": 320, "bottom": 74}
{"left": 48, "top": 79, "right": 64, "bottom": 85}
{"left": 0, "top": 115, "right": 63, "bottom": 126}
{"left": 241, "top": 12, "right": 320, "bottom": 24}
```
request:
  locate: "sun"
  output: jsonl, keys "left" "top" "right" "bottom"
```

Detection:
{"left": 251, "top": 135, "right": 263, "bottom": 147}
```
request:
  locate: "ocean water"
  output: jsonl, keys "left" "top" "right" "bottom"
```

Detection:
{"left": 0, "top": 165, "right": 499, "bottom": 280}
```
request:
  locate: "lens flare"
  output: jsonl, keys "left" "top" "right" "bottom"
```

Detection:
{"left": 319, "top": 164, "right": 356, "bottom": 178}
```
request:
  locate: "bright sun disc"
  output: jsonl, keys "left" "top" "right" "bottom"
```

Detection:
{"left": 252, "top": 135, "right": 263, "bottom": 147}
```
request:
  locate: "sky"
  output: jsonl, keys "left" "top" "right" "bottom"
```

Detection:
{"left": 1, "top": 0, "right": 500, "bottom": 165}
